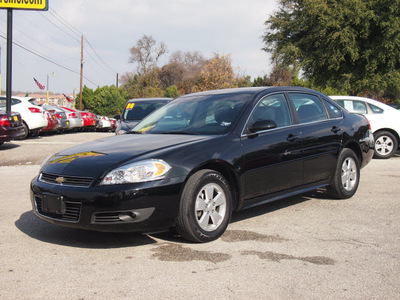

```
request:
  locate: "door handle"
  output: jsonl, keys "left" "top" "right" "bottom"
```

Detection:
{"left": 331, "top": 126, "right": 341, "bottom": 133}
{"left": 287, "top": 134, "right": 299, "bottom": 142}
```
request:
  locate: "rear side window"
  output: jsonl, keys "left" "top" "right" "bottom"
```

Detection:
{"left": 336, "top": 100, "right": 367, "bottom": 114}
{"left": 323, "top": 100, "right": 343, "bottom": 118}
{"left": 369, "top": 104, "right": 384, "bottom": 114}
{"left": 289, "top": 93, "right": 328, "bottom": 123}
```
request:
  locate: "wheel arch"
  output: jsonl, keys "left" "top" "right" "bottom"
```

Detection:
{"left": 343, "top": 141, "right": 363, "bottom": 166}
{"left": 183, "top": 160, "right": 241, "bottom": 211}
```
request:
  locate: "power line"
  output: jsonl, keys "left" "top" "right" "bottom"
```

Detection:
{"left": 48, "top": 8, "right": 82, "bottom": 37}
{"left": 84, "top": 37, "right": 116, "bottom": 74}
{"left": 38, "top": 12, "right": 80, "bottom": 43}
{"left": 0, "top": 33, "right": 99, "bottom": 87}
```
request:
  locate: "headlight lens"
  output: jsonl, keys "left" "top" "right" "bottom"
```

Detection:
{"left": 100, "top": 159, "right": 171, "bottom": 185}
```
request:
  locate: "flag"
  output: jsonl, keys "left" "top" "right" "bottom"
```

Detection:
{"left": 63, "top": 93, "right": 73, "bottom": 103}
{"left": 33, "top": 78, "right": 45, "bottom": 90}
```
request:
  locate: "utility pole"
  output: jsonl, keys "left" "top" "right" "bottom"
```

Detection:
{"left": 116, "top": 73, "right": 118, "bottom": 88}
{"left": 79, "top": 35, "right": 83, "bottom": 110}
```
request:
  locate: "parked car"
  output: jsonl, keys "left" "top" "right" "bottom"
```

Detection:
{"left": 96, "top": 116, "right": 112, "bottom": 132}
{"left": 30, "top": 87, "right": 374, "bottom": 242}
{"left": 42, "top": 105, "right": 70, "bottom": 133}
{"left": 330, "top": 95, "right": 400, "bottom": 159}
{"left": 0, "top": 109, "right": 25, "bottom": 146}
{"left": 62, "top": 107, "right": 95, "bottom": 131}
{"left": 109, "top": 118, "right": 117, "bottom": 132}
{"left": 58, "top": 107, "right": 84, "bottom": 131}
{"left": 40, "top": 110, "right": 60, "bottom": 134}
{"left": 114, "top": 98, "right": 172, "bottom": 135}
{"left": 0, "top": 96, "right": 47, "bottom": 139}
{"left": 388, "top": 103, "right": 400, "bottom": 110}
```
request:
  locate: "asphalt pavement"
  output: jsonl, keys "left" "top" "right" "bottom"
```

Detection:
{"left": 0, "top": 132, "right": 399, "bottom": 299}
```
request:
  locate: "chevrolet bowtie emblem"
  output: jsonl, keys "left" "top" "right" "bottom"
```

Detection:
{"left": 55, "top": 177, "right": 65, "bottom": 184}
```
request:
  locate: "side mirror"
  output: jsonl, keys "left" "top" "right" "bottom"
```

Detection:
{"left": 114, "top": 114, "right": 121, "bottom": 120}
{"left": 249, "top": 119, "right": 277, "bottom": 133}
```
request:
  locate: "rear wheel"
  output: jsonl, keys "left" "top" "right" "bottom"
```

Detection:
{"left": 15, "top": 122, "right": 29, "bottom": 140}
{"left": 374, "top": 131, "right": 398, "bottom": 159}
{"left": 176, "top": 169, "right": 232, "bottom": 243}
{"left": 328, "top": 148, "right": 360, "bottom": 199}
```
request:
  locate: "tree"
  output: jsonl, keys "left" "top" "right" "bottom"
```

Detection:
{"left": 80, "top": 85, "right": 128, "bottom": 116}
{"left": 129, "top": 35, "right": 168, "bottom": 76}
{"left": 263, "top": 0, "right": 400, "bottom": 100}
{"left": 194, "top": 54, "right": 235, "bottom": 92}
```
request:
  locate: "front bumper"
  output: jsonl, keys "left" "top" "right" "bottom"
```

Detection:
{"left": 30, "top": 175, "right": 184, "bottom": 233}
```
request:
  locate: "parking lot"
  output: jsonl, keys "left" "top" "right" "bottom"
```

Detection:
{"left": 1, "top": 132, "right": 399, "bottom": 299}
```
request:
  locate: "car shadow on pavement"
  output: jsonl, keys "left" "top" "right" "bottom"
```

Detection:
{"left": 0, "top": 143, "right": 20, "bottom": 151}
{"left": 15, "top": 211, "right": 157, "bottom": 249}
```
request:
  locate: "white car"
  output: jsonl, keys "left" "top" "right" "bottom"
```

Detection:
{"left": 0, "top": 96, "right": 48, "bottom": 139}
{"left": 96, "top": 116, "right": 112, "bottom": 132}
{"left": 330, "top": 95, "right": 400, "bottom": 159}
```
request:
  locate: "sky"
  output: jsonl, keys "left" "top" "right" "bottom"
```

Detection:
{"left": 0, "top": 0, "right": 278, "bottom": 95}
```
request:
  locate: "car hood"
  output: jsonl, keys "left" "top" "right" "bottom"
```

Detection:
{"left": 40, "top": 134, "right": 213, "bottom": 177}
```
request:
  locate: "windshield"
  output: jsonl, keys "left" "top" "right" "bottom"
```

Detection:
{"left": 122, "top": 101, "right": 169, "bottom": 121}
{"left": 132, "top": 93, "right": 251, "bottom": 135}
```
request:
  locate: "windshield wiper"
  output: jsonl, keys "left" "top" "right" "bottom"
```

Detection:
{"left": 126, "top": 130, "right": 143, "bottom": 134}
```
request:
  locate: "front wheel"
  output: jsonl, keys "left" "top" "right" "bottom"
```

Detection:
{"left": 176, "top": 169, "right": 232, "bottom": 243}
{"left": 327, "top": 148, "right": 360, "bottom": 199}
{"left": 374, "top": 131, "right": 398, "bottom": 159}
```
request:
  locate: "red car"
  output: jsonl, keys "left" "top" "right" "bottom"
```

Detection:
{"left": 0, "top": 110, "right": 25, "bottom": 146}
{"left": 40, "top": 110, "right": 60, "bottom": 134}
{"left": 62, "top": 107, "right": 96, "bottom": 131}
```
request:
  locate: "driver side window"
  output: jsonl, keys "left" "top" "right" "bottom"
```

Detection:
{"left": 251, "top": 94, "right": 292, "bottom": 128}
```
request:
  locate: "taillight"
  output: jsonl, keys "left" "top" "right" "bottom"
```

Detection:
{"left": 0, "top": 116, "right": 10, "bottom": 126}
{"left": 55, "top": 113, "right": 63, "bottom": 119}
{"left": 69, "top": 113, "right": 77, "bottom": 119}
{"left": 28, "top": 107, "right": 41, "bottom": 113}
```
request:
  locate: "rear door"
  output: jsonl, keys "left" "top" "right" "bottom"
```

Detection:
{"left": 289, "top": 93, "right": 343, "bottom": 185}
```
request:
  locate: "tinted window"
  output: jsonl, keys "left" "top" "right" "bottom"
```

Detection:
{"left": 28, "top": 98, "right": 41, "bottom": 106}
{"left": 251, "top": 94, "right": 291, "bottom": 128}
{"left": 134, "top": 93, "right": 250, "bottom": 135}
{"left": 369, "top": 104, "right": 384, "bottom": 114}
{"left": 323, "top": 99, "right": 343, "bottom": 118}
{"left": 123, "top": 101, "right": 168, "bottom": 120}
{"left": 290, "top": 93, "right": 328, "bottom": 123}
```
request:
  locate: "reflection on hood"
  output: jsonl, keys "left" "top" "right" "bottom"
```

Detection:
{"left": 48, "top": 151, "right": 105, "bottom": 164}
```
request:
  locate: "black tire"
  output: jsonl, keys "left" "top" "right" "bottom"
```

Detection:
{"left": 15, "top": 122, "right": 29, "bottom": 140}
{"left": 373, "top": 131, "right": 398, "bottom": 159}
{"left": 328, "top": 148, "right": 360, "bottom": 199}
{"left": 176, "top": 169, "right": 232, "bottom": 243}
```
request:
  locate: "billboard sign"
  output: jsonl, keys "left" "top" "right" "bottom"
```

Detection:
{"left": 0, "top": 0, "right": 48, "bottom": 11}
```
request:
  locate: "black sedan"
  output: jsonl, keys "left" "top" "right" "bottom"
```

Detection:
{"left": 0, "top": 110, "right": 25, "bottom": 147}
{"left": 30, "top": 87, "right": 374, "bottom": 242}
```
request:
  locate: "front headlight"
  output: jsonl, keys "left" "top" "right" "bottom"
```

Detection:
{"left": 100, "top": 159, "right": 171, "bottom": 185}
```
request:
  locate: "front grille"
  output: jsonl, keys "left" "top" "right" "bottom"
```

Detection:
{"left": 39, "top": 172, "right": 93, "bottom": 187}
{"left": 35, "top": 196, "right": 81, "bottom": 222}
